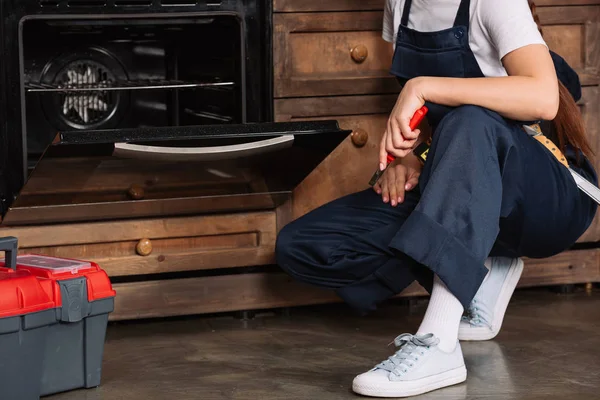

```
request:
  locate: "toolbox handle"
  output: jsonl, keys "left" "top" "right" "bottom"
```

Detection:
{"left": 0, "top": 237, "right": 18, "bottom": 270}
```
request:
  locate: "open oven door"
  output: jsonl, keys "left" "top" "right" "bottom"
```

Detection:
{"left": 1, "top": 122, "right": 350, "bottom": 226}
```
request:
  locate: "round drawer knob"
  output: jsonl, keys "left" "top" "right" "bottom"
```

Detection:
{"left": 351, "top": 45, "right": 369, "bottom": 63}
{"left": 136, "top": 238, "right": 153, "bottom": 256}
{"left": 128, "top": 184, "right": 145, "bottom": 200}
{"left": 351, "top": 129, "right": 369, "bottom": 147}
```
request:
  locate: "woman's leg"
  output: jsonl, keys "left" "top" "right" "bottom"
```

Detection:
{"left": 416, "top": 275, "right": 464, "bottom": 352}
{"left": 458, "top": 257, "right": 524, "bottom": 341}
{"left": 353, "top": 104, "right": 595, "bottom": 397}
{"left": 276, "top": 104, "right": 520, "bottom": 315}
{"left": 460, "top": 122, "right": 597, "bottom": 341}
{"left": 278, "top": 103, "right": 594, "bottom": 396}
{"left": 276, "top": 188, "right": 431, "bottom": 314}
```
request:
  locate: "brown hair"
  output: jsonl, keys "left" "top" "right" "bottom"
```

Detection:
{"left": 528, "top": 1, "right": 594, "bottom": 161}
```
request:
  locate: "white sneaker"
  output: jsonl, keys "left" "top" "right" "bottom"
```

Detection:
{"left": 458, "top": 257, "right": 524, "bottom": 341}
{"left": 352, "top": 334, "right": 467, "bottom": 398}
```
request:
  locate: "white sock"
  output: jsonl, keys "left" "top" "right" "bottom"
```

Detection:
{"left": 416, "top": 275, "right": 464, "bottom": 353}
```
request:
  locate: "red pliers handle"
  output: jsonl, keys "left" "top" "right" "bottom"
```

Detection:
{"left": 368, "top": 105, "right": 429, "bottom": 186}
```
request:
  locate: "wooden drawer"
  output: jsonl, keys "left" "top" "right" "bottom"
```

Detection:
{"left": 274, "top": 0, "right": 383, "bottom": 12}
{"left": 538, "top": 5, "right": 599, "bottom": 86}
{"left": 273, "top": 12, "right": 399, "bottom": 98}
{"left": 0, "top": 212, "right": 276, "bottom": 277}
{"left": 276, "top": 95, "right": 397, "bottom": 216}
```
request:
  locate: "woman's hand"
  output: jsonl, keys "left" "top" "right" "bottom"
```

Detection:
{"left": 373, "top": 154, "right": 423, "bottom": 206}
{"left": 380, "top": 78, "right": 426, "bottom": 168}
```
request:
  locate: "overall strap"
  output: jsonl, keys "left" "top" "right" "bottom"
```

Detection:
{"left": 402, "top": 0, "right": 471, "bottom": 28}
{"left": 453, "top": 0, "right": 471, "bottom": 27}
{"left": 400, "top": 0, "right": 413, "bottom": 27}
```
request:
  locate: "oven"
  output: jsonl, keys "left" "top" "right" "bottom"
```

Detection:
{"left": 0, "top": 0, "right": 350, "bottom": 224}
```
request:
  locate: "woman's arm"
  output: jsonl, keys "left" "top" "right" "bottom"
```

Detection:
{"left": 415, "top": 44, "right": 559, "bottom": 121}
{"left": 379, "top": 44, "right": 559, "bottom": 167}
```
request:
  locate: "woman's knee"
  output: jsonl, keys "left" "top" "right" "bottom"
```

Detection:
{"left": 275, "top": 217, "right": 323, "bottom": 277}
{"left": 446, "top": 105, "right": 499, "bottom": 123}
{"left": 275, "top": 222, "right": 298, "bottom": 270}
{"left": 438, "top": 105, "right": 498, "bottom": 134}
{"left": 275, "top": 218, "right": 344, "bottom": 287}
{"left": 433, "top": 105, "right": 508, "bottom": 148}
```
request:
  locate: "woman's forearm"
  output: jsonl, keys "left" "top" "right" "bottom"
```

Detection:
{"left": 415, "top": 75, "right": 559, "bottom": 121}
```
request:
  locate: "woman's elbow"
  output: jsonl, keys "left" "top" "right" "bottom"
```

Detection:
{"left": 536, "top": 88, "right": 560, "bottom": 121}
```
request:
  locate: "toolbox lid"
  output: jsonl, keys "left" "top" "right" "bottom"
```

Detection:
{"left": 11, "top": 256, "right": 116, "bottom": 303}
{"left": 0, "top": 268, "right": 56, "bottom": 318}
{"left": 7, "top": 255, "right": 93, "bottom": 274}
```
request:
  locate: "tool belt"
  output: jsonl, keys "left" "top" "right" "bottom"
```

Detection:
{"left": 522, "top": 124, "right": 569, "bottom": 168}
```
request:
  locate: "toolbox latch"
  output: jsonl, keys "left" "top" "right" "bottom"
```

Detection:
{"left": 58, "top": 278, "right": 90, "bottom": 323}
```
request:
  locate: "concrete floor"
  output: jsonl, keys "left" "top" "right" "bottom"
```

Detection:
{"left": 48, "top": 288, "right": 600, "bottom": 400}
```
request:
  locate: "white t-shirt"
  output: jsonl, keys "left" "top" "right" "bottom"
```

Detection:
{"left": 382, "top": 0, "right": 547, "bottom": 77}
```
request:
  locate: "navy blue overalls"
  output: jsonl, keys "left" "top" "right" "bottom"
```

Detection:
{"left": 276, "top": 0, "right": 597, "bottom": 314}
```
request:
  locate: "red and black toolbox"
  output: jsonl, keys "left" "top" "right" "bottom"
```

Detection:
{"left": 0, "top": 236, "right": 116, "bottom": 399}
{"left": 0, "top": 237, "right": 56, "bottom": 400}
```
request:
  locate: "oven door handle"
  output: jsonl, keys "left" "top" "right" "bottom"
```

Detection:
{"left": 112, "top": 135, "right": 294, "bottom": 161}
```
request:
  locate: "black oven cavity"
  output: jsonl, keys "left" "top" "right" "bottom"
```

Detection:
{"left": 0, "top": 1, "right": 272, "bottom": 214}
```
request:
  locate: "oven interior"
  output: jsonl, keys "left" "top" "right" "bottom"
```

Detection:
{"left": 22, "top": 16, "right": 244, "bottom": 166}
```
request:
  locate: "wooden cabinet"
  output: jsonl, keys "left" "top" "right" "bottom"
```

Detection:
{"left": 0, "top": 1, "right": 597, "bottom": 321}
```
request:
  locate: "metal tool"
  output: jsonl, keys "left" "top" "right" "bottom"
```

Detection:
{"left": 522, "top": 124, "right": 600, "bottom": 205}
{"left": 368, "top": 106, "right": 429, "bottom": 186}
{"left": 569, "top": 168, "right": 600, "bottom": 204}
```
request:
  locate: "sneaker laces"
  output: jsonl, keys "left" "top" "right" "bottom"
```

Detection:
{"left": 461, "top": 297, "right": 492, "bottom": 327}
{"left": 376, "top": 333, "right": 439, "bottom": 376}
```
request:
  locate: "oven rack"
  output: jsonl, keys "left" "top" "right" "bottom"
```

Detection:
{"left": 25, "top": 79, "right": 235, "bottom": 93}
